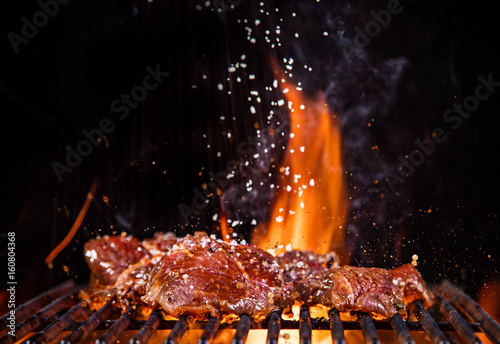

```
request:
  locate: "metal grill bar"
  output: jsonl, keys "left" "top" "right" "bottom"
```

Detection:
{"left": 232, "top": 315, "right": 252, "bottom": 344}
{"left": 266, "top": 311, "right": 282, "bottom": 344}
{"left": 198, "top": 317, "right": 220, "bottom": 344}
{"left": 439, "top": 280, "right": 500, "bottom": 344}
{"left": 360, "top": 314, "right": 380, "bottom": 344}
{"left": 164, "top": 316, "right": 188, "bottom": 344}
{"left": 96, "top": 306, "right": 133, "bottom": 344}
{"left": 0, "top": 280, "right": 76, "bottom": 335}
{"left": 299, "top": 305, "right": 312, "bottom": 344}
{"left": 60, "top": 301, "right": 114, "bottom": 344}
{"left": 411, "top": 301, "right": 450, "bottom": 344}
{"left": 329, "top": 308, "right": 346, "bottom": 344}
{"left": 3, "top": 279, "right": 500, "bottom": 344}
{"left": 0, "top": 284, "right": 82, "bottom": 344}
{"left": 390, "top": 313, "right": 415, "bottom": 344}
{"left": 23, "top": 302, "right": 89, "bottom": 344}
{"left": 130, "top": 309, "right": 162, "bottom": 344}
{"left": 436, "top": 295, "right": 482, "bottom": 344}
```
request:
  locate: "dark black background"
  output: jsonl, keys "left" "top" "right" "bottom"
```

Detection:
{"left": 0, "top": 0, "right": 499, "bottom": 315}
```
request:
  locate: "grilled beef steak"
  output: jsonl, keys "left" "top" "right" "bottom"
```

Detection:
{"left": 278, "top": 249, "right": 338, "bottom": 283}
{"left": 82, "top": 232, "right": 434, "bottom": 320}
{"left": 294, "top": 266, "right": 407, "bottom": 319}
{"left": 142, "top": 232, "right": 294, "bottom": 321}
{"left": 83, "top": 233, "right": 178, "bottom": 309}
{"left": 390, "top": 264, "right": 434, "bottom": 307}
{"left": 84, "top": 235, "right": 150, "bottom": 286}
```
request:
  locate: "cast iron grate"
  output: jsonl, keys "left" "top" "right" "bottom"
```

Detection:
{"left": 1, "top": 280, "right": 499, "bottom": 344}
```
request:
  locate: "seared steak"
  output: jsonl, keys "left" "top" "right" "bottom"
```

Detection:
{"left": 142, "top": 232, "right": 294, "bottom": 321}
{"left": 294, "top": 266, "right": 407, "bottom": 319}
{"left": 390, "top": 264, "right": 434, "bottom": 307}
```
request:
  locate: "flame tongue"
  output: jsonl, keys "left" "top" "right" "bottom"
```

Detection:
{"left": 252, "top": 78, "right": 347, "bottom": 260}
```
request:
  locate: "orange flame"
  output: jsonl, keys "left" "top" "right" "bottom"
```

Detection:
{"left": 252, "top": 71, "right": 347, "bottom": 261}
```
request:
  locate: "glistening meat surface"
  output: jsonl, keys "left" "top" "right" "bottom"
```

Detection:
{"left": 390, "top": 264, "right": 434, "bottom": 307}
{"left": 142, "top": 232, "right": 294, "bottom": 322}
{"left": 82, "top": 233, "right": 178, "bottom": 309}
{"left": 294, "top": 266, "right": 407, "bottom": 319}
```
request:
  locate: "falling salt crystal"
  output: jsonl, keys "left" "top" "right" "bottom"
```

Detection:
{"left": 309, "top": 179, "right": 315, "bottom": 186}
{"left": 290, "top": 149, "right": 294, "bottom": 153}
{"left": 250, "top": 106, "right": 256, "bottom": 114}
{"left": 300, "top": 201, "right": 305, "bottom": 208}
{"left": 300, "top": 104, "right": 305, "bottom": 110}
{"left": 195, "top": 4, "right": 202, "bottom": 10}
{"left": 323, "top": 31, "right": 328, "bottom": 36}
{"left": 255, "top": 19, "right": 261, "bottom": 25}
{"left": 251, "top": 219, "right": 257, "bottom": 225}
{"left": 228, "top": 66, "right": 237, "bottom": 73}
{"left": 217, "top": 83, "right": 223, "bottom": 90}
{"left": 273, "top": 79, "right": 278, "bottom": 88}
{"left": 216, "top": 151, "right": 221, "bottom": 157}
{"left": 283, "top": 88, "right": 289, "bottom": 93}
{"left": 279, "top": 208, "right": 284, "bottom": 212}
{"left": 249, "top": 74, "right": 255, "bottom": 79}
{"left": 212, "top": 213, "right": 218, "bottom": 221}
{"left": 276, "top": 215, "right": 284, "bottom": 223}
{"left": 277, "top": 99, "right": 285, "bottom": 106}
{"left": 241, "top": 54, "right": 246, "bottom": 60}
{"left": 286, "top": 185, "right": 292, "bottom": 192}
{"left": 204, "top": 1, "right": 211, "bottom": 7}
{"left": 289, "top": 210, "right": 295, "bottom": 215}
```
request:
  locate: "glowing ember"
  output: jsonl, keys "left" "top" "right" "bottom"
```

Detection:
{"left": 252, "top": 68, "right": 347, "bottom": 261}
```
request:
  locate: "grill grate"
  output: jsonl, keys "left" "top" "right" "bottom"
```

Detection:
{"left": 1, "top": 280, "right": 499, "bottom": 344}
